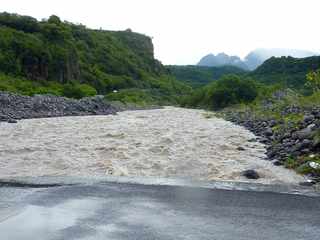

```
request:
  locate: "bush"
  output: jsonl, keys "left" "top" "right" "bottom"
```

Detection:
{"left": 208, "top": 75, "right": 258, "bottom": 109}
{"left": 184, "top": 74, "right": 259, "bottom": 110}
{"left": 105, "top": 88, "right": 154, "bottom": 106}
{"left": 62, "top": 83, "right": 97, "bottom": 99}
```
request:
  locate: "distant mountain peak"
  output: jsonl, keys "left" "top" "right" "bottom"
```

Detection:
{"left": 198, "top": 52, "right": 248, "bottom": 70}
{"left": 244, "top": 48, "right": 319, "bottom": 70}
{"left": 216, "top": 52, "right": 228, "bottom": 57}
{"left": 198, "top": 49, "right": 319, "bottom": 70}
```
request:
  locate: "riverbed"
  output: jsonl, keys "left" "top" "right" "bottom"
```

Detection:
{"left": 0, "top": 107, "right": 304, "bottom": 184}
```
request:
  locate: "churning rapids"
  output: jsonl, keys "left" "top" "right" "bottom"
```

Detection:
{"left": 0, "top": 107, "right": 304, "bottom": 184}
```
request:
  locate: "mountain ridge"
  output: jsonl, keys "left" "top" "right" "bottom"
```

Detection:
{"left": 250, "top": 55, "right": 320, "bottom": 88}
{"left": 198, "top": 48, "right": 319, "bottom": 70}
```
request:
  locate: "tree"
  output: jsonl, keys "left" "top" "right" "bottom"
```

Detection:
{"left": 209, "top": 75, "right": 258, "bottom": 109}
{"left": 48, "top": 15, "right": 61, "bottom": 25}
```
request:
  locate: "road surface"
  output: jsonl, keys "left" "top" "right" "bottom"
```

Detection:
{"left": 0, "top": 177, "right": 319, "bottom": 240}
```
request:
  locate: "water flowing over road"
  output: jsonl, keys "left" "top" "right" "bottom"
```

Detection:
{"left": 0, "top": 107, "right": 303, "bottom": 184}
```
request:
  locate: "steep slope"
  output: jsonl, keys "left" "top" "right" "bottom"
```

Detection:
{"left": 0, "top": 12, "right": 190, "bottom": 103}
{"left": 250, "top": 56, "right": 320, "bottom": 88}
{"left": 167, "top": 65, "right": 247, "bottom": 88}
{"left": 245, "top": 48, "right": 319, "bottom": 70}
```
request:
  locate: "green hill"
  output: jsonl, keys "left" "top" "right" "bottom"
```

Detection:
{"left": 0, "top": 12, "right": 190, "bottom": 104}
{"left": 250, "top": 56, "right": 320, "bottom": 89}
{"left": 167, "top": 65, "right": 247, "bottom": 88}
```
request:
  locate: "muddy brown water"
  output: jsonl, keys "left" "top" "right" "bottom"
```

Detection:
{"left": 0, "top": 107, "right": 304, "bottom": 184}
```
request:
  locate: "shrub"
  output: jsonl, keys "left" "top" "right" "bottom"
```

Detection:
{"left": 306, "top": 69, "right": 320, "bottom": 93}
{"left": 209, "top": 75, "right": 258, "bottom": 109}
{"left": 105, "top": 88, "right": 154, "bottom": 106}
{"left": 62, "top": 83, "right": 97, "bottom": 99}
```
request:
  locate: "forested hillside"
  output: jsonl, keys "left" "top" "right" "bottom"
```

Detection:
{"left": 250, "top": 56, "right": 320, "bottom": 89}
{"left": 167, "top": 65, "right": 247, "bottom": 88}
{"left": 170, "top": 56, "right": 320, "bottom": 93}
{"left": 0, "top": 12, "right": 190, "bottom": 104}
{"left": 182, "top": 56, "right": 320, "bottom": 110}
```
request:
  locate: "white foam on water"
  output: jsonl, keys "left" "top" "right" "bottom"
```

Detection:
{"left": 0, "top": 107, "right": 304, "bottom": 184}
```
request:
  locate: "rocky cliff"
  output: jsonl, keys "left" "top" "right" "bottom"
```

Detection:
{"left": 0, "top": 13, "right": 167, "bottom": 93}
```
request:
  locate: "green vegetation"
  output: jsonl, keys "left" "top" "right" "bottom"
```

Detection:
{"left": 0, "top": 72, "right": 100, "bottom": 98}
{"left": 182, "top": 75, "right": 259, "bottom": 110}
{"left": 0, "top": 12, "right": 191, "bottom": 104}
{"left": 167, "top": 65, "right": 247, "bottom": 88}
{"left": 0, "top": 72, "right": 64, "bottom": 96}
{"left": 62, "top": 83, "right": 97, "bottom": 99}
{"left": 181, "top": 55, "right": 320, "bottom": 111}
{"left": 285, "top": 155, "right": 320, "bottom": 176}
{"left": 178, "top": 57, "right": 320, "bottom": 179}
{"left": 306, "top": 69, "right": 320, "bottom": 93}
{"left": 250, "top": 56, "right": 320, "bottom": 90}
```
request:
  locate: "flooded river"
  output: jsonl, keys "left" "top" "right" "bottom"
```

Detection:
{"left": 0, "top": 107, "right": 303, "bottom": 184}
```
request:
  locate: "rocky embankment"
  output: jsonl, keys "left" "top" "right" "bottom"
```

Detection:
{"left": 0, "top": 92, "right": 119, "bottom": 122}
{"left": 222, "top": 106, "right": 320, "bottom": 184}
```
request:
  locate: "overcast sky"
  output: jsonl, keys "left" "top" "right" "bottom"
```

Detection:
{"left": 1, "top": 0, "right": 319, "bottom": 65}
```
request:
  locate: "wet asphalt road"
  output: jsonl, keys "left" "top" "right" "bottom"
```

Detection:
{"left": 0, "top": 178, "right": 320, "bottom": 240}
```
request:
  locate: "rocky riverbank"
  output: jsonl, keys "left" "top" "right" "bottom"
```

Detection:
{"left": 221, "top": 104, "right": 320, "bottom": 185}
{"left": 0, "top": 92, "right": 120, "bottom": 122}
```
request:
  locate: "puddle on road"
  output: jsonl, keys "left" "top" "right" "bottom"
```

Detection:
{"left": 0, "top": 198, "right": 100, "bottom": 239}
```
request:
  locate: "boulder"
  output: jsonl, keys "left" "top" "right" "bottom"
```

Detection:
{"left": 237, "top": 146, "right": 245, "bottom": 151}
{"left": 259, "top": 137, "right": 269, "bottom": 144}
{"left": 303, "top": 115, "right": 315, "bottom": 124}
{"left": 272, "top": 160, "right": 283, "bottom": 166}
{"left": 309, "top": 162, "right": 320, "bottom": 170}
{"left": 301, "top": 139, "right": 312, "bottom": 148}
{"left": 299, "top": 181, "right": 316, "bottom": 187}
{"left": 268, "top": 120, "right": 277, "bottom": 127}
{"left": 241, "top": 170, "right": 260, "bottom": 179}
{"left": 296, "top": 127, "right": 315, "bottom": 140}
{"left": 307, "top": 123, "right": 316, "bottom": 130}
{"left": 264, "top": 128, "right": 273, "bottom": 137}
{"left": 7, "top": 119, "right": 17, "bottom": 124}
{"left": 267, "top": 150, "right": 277, "bottom": 159}
{"left": 301, "top": 149, "right": 310, "bottom": 154}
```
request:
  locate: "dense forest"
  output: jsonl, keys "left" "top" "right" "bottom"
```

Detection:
{"left": 182, "top": 56, "right": 320, "bottom": 109}
{"left": 167, "top": 65, "right": 247, "bottom": 88}
{"left": 250, "top": 56, "right": 320, "bottom": 89}
{"left": 0, "top": 12, "right": 191, "bottom": 104}
{"left": 1, "top": 12, "right": 320, "bottom": 109}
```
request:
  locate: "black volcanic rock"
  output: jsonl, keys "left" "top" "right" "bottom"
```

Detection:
{"left": 0, "top": 92, "right": 120, "bottom": 122}
{"left": 241, "top": 170, "right": 260, "bottom": 179}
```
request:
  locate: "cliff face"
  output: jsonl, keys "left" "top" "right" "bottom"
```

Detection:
{"left": 0, "top": 13, "right": 166, "bottom": 92}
